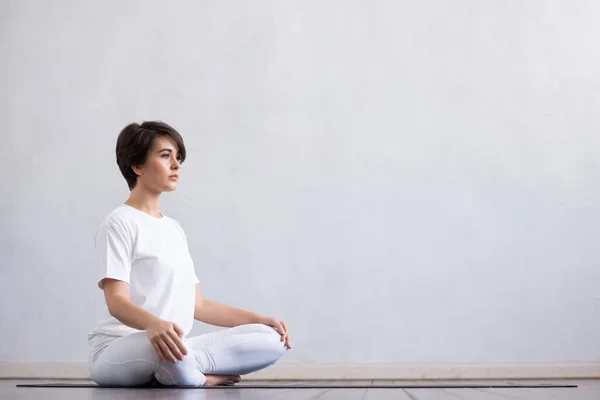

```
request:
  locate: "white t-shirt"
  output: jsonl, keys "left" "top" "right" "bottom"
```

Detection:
{"left": 88, "top": 204, "right": 200, "bottom": 338}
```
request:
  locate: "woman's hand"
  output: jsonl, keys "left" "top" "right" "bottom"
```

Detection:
{"left": 261, "top": 317, "right": 291, "bottom": 350}
{"left": 146, "top": 319, "right": 188, "bottom": 362}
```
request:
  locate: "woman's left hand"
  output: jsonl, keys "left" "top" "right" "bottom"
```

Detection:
{"left": 261, "top": 317, "right": 291, "bottom": 350}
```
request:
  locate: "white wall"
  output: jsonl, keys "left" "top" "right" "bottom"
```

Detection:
{"left": 2, "top": 0, "right": 600, "bottom": 366}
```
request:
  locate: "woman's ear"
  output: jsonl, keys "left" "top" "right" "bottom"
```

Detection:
{"left": 132, "top": 164, "right": 143, "bottom": 177}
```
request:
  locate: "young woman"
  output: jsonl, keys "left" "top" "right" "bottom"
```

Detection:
{"left": 87, "top": 121, "right": 291, "bottom": 387}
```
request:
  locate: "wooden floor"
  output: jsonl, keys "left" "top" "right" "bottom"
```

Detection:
{"left": 3, "top": 379, "right": 600, "bottom": 399}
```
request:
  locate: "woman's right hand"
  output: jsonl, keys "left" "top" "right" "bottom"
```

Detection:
{"left": 146, "top": 319, "right": 188, "bottom": 363}
{"left": 101, "top": 279, "right": 189, "bottom": 363}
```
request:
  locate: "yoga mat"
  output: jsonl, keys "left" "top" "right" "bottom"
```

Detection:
{"left": 17, "top": 382, "right": 578, "bottom": 389}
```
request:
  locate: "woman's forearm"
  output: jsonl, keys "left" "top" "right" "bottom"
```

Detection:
{"left": 106, "top": 294, "right": 161, "bottom": 331}
{"left": 194, "top": 300, "right": 264, "bottom": 327}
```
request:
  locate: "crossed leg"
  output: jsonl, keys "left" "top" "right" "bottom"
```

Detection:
{"left": 89, "top": 323, "right": 286, "bottom": 387}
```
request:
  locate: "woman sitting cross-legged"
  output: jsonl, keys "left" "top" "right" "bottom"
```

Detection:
{"left": 87, "top": 121, "right": 290, "bottom": 387}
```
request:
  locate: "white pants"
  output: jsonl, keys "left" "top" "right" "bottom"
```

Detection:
{"left": 88, "top": 323, "right": 286, "bottom": 386}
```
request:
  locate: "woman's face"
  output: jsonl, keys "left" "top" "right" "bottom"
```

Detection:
{"left": 134, "top": 136, "right": 182, "bottom": 193}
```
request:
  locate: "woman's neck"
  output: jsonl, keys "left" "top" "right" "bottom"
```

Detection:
{"left": 125, "top": 186, "right": 162, "bottom": 218}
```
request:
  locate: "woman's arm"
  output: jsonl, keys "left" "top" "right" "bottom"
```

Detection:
{"left": 103, "top": 278, "right": 189, "bottom": 362}
{"left": 194, "top": 285, "right": 291, "bottom": 349}
{"left": 103, "top": 278, "right": 162, "bottom": 330}
{"left": 193, "top": 284, "right": 263, "bottom": 327}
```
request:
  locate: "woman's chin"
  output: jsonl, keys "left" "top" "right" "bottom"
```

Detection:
{"left": 162, "top": 183, "right": 178, "bottom": 192}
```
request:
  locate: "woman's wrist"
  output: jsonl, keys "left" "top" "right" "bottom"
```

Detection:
{"left": 256, "top": 315, "right": 270, "bottom": 325}
{"left": 140, "top": 312, "right": 162, "bottom": 330}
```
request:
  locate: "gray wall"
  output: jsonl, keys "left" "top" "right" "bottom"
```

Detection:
{"left": 2, "top": 0, "right": 600, "bottom": 364}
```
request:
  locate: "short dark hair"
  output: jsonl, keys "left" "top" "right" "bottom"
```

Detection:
{"left": 116, "top": 121, "right": 187, "bottom": 190}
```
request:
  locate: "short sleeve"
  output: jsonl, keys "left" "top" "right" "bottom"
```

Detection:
{"left": 171, "top": 219, "right": 200, "bottom": 285}
{"left": 95, "top": 220, "right": 133, "bottom": 289}
{"left": 172, "top": 220, "right": 189, "bottom": 247}
{"left": 191, "top": 268, "right": 200, "bottom": 285}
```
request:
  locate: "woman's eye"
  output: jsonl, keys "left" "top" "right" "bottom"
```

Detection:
{"left": 162, "top": 154, "right": 169, "bottom": 158}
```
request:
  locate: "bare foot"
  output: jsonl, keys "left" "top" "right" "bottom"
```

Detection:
{"left": 204, "top": 374, "right": 241, "bottom": 386}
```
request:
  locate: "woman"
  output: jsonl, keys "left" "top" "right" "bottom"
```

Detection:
{"left": 88, "top": 121, "right": 291, "bottom": 387}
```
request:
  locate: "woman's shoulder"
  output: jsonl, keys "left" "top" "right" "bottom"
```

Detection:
{"left": 162, "top": 215, "right": 188, "bottom": 241}
{"left": 98, "top": 204, "right": 138, "bottom": 233}
{"left": 162, "top": 215, "right": 182, "bottom": 231}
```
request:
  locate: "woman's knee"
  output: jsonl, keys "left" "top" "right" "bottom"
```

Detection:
{"left": 252, "top": 324, "right": 286, "bottom": 354}
{"left": 237, "top": 323, "right": 281, "bottom": 338}
{"left": 89, "top": 360, "right": 155, "bottom": 387}
{"left": 155, "top": 354, "right": 205, "bottom": 386}
{"left": 269, "top": 336, "right": 287, "bottom": 360}
{"left": 252, "top": 325, "right": 286, "bottom": 362}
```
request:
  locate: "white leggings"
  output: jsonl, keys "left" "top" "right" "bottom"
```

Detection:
{"left": 88, "top": 323, "right": 286, "bottom": 386}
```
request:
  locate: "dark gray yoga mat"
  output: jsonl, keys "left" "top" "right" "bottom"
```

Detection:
{"left": 17, "top": 382, "right": 579, "bottom": 389}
